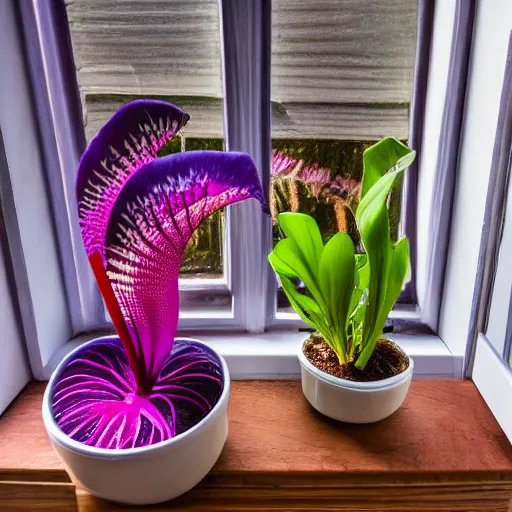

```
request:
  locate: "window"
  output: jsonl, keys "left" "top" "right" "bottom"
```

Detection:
{"left": 63, "top": 0, "right": 420, "bottom": 331}
{"left": 3, "top": 0, "right": 501, "bottom": 412}
{"left": 269, "top": 0, "right": 417, "bottom": 315}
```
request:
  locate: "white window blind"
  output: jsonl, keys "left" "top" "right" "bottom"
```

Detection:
{"left": 269, "top": 0, "right": 418, "bottom": 318}
{"left": 67, "top": 0, "right": 417, "bottom": 141}
{"left": 271, "top": 0, "right": 417, "bottom": 140}
{"left": 66, "top": 0, "right": 224, "bottom": 139}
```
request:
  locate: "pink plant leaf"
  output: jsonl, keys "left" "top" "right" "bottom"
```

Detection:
{"left": 271, "top": 151, "right": 300, "bottom": 177}
{"left": 76, "top": 100, "right": 268, "bottom": 388}
{"left": 104, "top": 150, "right": 268, "bottom": 384}
{"left": 325, "top": 175, "right": 361, "bottom": 200}
{"left": 76, "top": 99, "right": 189, "bottom": 260}
{"left": 52, "top": 338, "right": 223, "bottom": 449}
{"left": 68, "top": 101, "right": 267, "bottom": 448}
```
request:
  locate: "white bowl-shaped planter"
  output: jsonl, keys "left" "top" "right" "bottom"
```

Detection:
{"left": 298, "top": 339, "right": 413, "bottom": 424}
{"left": 42, "top": 337, "right": 230, "bottom": 505}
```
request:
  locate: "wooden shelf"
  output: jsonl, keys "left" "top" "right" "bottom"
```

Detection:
{"left": 1, "top": 381, "right": 511, "bottom": 511}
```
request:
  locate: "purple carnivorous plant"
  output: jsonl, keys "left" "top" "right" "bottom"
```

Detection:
{"left": 52, "top": 100, "right": 268, "bottom": 449}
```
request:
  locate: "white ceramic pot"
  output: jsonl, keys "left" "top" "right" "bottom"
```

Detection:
{"left": 42, "top": 337, "right": 230, "bottom": 505}
{"left": 297, "top": 339, "right": 413, "bottom": 423}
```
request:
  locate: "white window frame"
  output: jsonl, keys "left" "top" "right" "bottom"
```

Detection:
{"left": 464, "top": 7, "right": 512, "bottom": 441}
{"left": 1, "top": 0, "right": 482, "bottom": 390}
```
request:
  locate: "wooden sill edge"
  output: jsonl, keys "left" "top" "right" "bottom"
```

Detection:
{"left": 1, "top": 380, "right": 512, "bottom": 511}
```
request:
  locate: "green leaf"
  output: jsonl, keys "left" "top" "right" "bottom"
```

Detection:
{"left": 271, "top": 238, "right": 326, "bottom": 309}
{"left": 318, "top": 233, "right": 355, "bottom": 356}
{"left": 279, "top": 274, "right": 324, "bottom": 330}
{"left": 380, "top": 237, "right": 411, "bottom": 327}
{"left": 268, "top": 214, "right": 360, "bottom": 363}
{"left": 357, "top": 200, "right": 393, "bottom": 361}
{"left": 355, "top": 254, "right": 367, "bottom": 270}
{"left": 349, "top": 261, "right": 370, "bottom": 318}
{"left": 355, "top": 138, "right": 416, "bottom": 370}
{"left": 356, "top": 260, "right": 370, "bottom": 291}
{"left": 278, "top": 273, "right": 335, "bottom": 351}
{"left": 361, "top": 137, "right": 416, "bottom": 198}
{"left": 318, "top": 233, "right": 355, "bottom": 314}
{"left": 277, "top": 212, "right": 323, "bottom": 274}
{"left": 355, "top": 237, "right": 410, "bottom": 369}
{"left": 267, "top": 138, "right": 416, "bottom": 371}
{"left": 357, "top": 167, "right": 405, "bottom": 229}
{"left": 268, "top": 249, "right": 298, "bottom": 279}
{"left": 352, "top": 302, "right": 368, "bottom": 324}
{"left": 354, "top": 254, "right": 367, "bottom": 287}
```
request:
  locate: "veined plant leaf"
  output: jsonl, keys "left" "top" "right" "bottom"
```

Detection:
{"left": 277, "top": 212, "right": 324, "bottom": 279}
{"left": 104, "top": 151, "right": 268, "bottom": 384}
{"left": 272, "top": 237, "right": 326, "bottom": 310}
{"left": 355, "top": 138, "right": 415, "bottom": 369}
{"left": 361, "top": 137, "right": 416, "bottom": 198}
{"left": 76, "top": 100, "right": 189, "bottom": 260}
{"left": 318, "top": 233, "right": 355, "bottom": 359}
{"left": 279, "top": 273, "right": 332, "bottom": 339}
{"left": 76, "top": 100, "right": 268, "bottom": 390}
{"left": 66, "top": 99, "right": 269, "bottom": 450}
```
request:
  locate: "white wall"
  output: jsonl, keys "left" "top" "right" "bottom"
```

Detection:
{"left": 439, "top": 0, "right": 512, "bottom": 355}
{"left": 0, "top": 239, "right": 30, "bottom": 414}
{"left": 0, "top": 0, "right": 71, "bottom": 377}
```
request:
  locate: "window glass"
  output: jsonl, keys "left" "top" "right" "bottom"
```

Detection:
{"left": 271, "top": 0, "right": 418, "bottom": 310}
{"left": 65, "top": 0, "right": 225, "bottom": 279}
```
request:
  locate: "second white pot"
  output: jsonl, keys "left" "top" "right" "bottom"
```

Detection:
{"left": 297, "top": 340, "right": 413, "bottom": 424}
{"left": 42, "top": 337, "right": 230, "bottom": 505}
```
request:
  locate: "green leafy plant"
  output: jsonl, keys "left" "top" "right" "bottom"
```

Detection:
{"left": 268, "top": 137, "right": 416, "bottom": 370}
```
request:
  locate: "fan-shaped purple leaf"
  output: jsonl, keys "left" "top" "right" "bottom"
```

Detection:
{"left": 77, "top": 99, "right": 189, "bottom": 259}
{"left": 105, "top": 150, "right": 268, "bottom": 382}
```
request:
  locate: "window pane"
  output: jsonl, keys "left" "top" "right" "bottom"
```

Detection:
{"left": 271, "top": 0, "right": 417, "bottom": 311}
{"left": 65, "top": 0, "right": 225, "bottom": 279}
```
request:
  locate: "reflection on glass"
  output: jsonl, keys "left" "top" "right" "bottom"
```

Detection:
{"left": 271, "top": 140, "right": 403, "bottom": 246}
{"left": 271, "top": 140, "right": 403, "bottom": 310}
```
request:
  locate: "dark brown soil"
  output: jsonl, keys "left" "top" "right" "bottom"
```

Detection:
{"left": 303, "top": 335, "right": 409, "bottom": 382}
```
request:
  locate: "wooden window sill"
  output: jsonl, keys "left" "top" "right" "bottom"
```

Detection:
{"left": 0, "top": 381, "right": 511, "bottom": 511}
